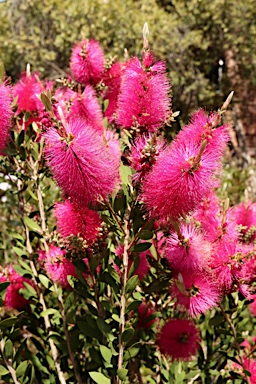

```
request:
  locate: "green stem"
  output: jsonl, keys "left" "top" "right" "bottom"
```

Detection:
{"left": 117, "top": 217, "right": 130, "bottom": 384}
{"left": 219, "top": 303, "right": 250, "bottom": 384}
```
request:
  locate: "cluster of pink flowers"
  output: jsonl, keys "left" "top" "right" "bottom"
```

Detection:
{"left": 0, "top": 267, "right": 35, "bottom": 310}
{"left": 1, "top": 37, "right": 256, "bottom": 369}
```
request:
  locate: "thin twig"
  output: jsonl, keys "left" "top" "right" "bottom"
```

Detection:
{"left": 103, "top": 198, "right": 125, "bottom": 235}
{"left": 25, "top": 225, "right": 67, "bottom": 384}
{"left": 117, "top": 217, "right": 130, "bottom": 384}
{"left": 0, "top": 339, "right": 21, "bottom": 384}
{"left": 56, "top": 286, "right": 84, "bottom": 384}
{"left": 219, "top": 303, "right": 250, "bottom": 384}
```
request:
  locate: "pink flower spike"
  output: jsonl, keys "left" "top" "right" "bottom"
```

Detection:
{"left": 157, "top": 318, "right": 200, "bottom": 361}
{"left": 44, "top": 118, "right": 119, "bottom": 204}
{"left": 103, "top": 61, "right": 123, "bottom": 123}
{"left": 210, "top": 240, "right": 252, "bottom": 294}
{"left": 13, "top": 72, "right": 44, "bottom": 114}
{"left": 54, "top": 199, "right": 102, "bottom": 245}
{"left": 42, "top": 245, "right": 76, "bottom": 288}
{"left": 0, "top": 267, "right": 35, "bottom": 310}
{"left": 70, "top": 39, "right": 104, "bottom": 85}
{"left": 128, "top": 134, "right": 167, "bottom": 183}
{"left": 164, "top": 223, "right": 211, "bottom": 272}
{"left": 142, "top": 133, "right": 223, "bottom": 219}
{"left": 137, "top": 303, "right": 157, "bottom": 329}
{"left": 0, "top": 81, "right": 12, "bottom": 155}
{"left": 116, "top": 56, "right": 171, "bottom": 133}
{"left": 69, "top": 85, "right": 104, "bottom": 134}
{"left": 170, "top": 270, "right": 220, "bottom": 317}
{"left": 232, "top": 201, "right": 256, "bottom": 243}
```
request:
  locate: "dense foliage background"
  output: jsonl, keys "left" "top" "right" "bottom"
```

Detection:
{"left": 0, "top": 2, "right": 256, "bottom": 384}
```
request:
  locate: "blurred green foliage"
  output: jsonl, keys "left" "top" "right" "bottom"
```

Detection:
{"left": 1, "top": 0, "right": 256, "bottom": 126}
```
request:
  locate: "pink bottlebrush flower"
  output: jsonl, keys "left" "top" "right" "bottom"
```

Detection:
{"left": 54, "top": 199, "right": 102, "bottom": 245}
{"left": 170, "top": 270, "right": 220, "bottom": 317}
{"left": 0, "top": 81, "right": 12, "bottom": 155}
{"left": 157, "top": 318, "right": 200, "bottom": 361}
{"left": 116, "top": 54, "right": 171, "bottom": 133}
{"left": 210, "top": 240, "right": 253, "bottom": 294}
{"left": 141, "top": 113, "right": 228, "bottom": 219}
{"left": 164, "top": 223, "right": 211, "bottom": 272}
{"left": 40, "top": 245, "right": 76, "bottom": 288}
{"left": 54, "top": 87, "right": 76, "bottom": 120}
{"left": 249, "top": 294, "right": 256, "bottom": 317}
{"left": 232, "top": 359, "right": 256, "bottom": 384}
{"left": 69, "top": 85, "right": 104, "bottom": 134}
{"left": 13, "top": 72, "right": 44, "bottom": 114}
{"left": 70, "top": 39, "right": 104, "bottom": 85}
{"left": 137, "top": 303, "right": 157, "bottom": 329}
{"left": 231, "top": 201, "right": 256, "bottom": 242}
{"left": 127, "top": 134, "right": 167, "bottom": 183}
{"left": 105, "top": 130, "right": 121, "bottom": 178}
{"left": 135, "top": 250, "right": 152, "bottom": 280}
{"left": 0, "top": 267, "right": 35, "bottom": 310}
{"left": 193, "top": 192, "right": 238, "bottom": 243}
{"left": 103, "top": 61, "right": 123, "bottom": 123}
{"left": 44, "top": 118, "right": 119, "bottom": 205}
{"left": 242, "top": 245, "right": 256, "bottom": 284}
{"left": 241, "top": 336, "right": 256, "bottom": 353}
{"left": 178, "top": 109, "right": 230, "bottom": 157}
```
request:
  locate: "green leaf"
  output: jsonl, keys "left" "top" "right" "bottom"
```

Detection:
{"left": 28, "top": 189, "right": 38, "bottom": 201}
{"left": 13, "top": 265, "right": 31, "bottom": 277}
{"left": 89, "top": 372, "right": 111, "bottom": 384}
{"left": 128, "top": 256, "right": 140, "bottom": 279}
{"left": 244, "top": 370, "right": 252, "bottom": 377}
{"left": 13, "top": 246, "right": 26, "bottom": 257}
{"left": 125, "top": 275, "right": 139, "bottom": 296}
{"left": 4, "top": 340, "right": 13, "bottom": 359}
{"left": 0, "top": 60, "right": 5, "bottom": 83}
{"left": 126, "top": 300, "right": 142, "bottom": 313}
{"left": 121, "top": 327, "right": 135, "bottom": 343}
{"left": 19, "top": 260, "right": 32, "bottom": 272}
{"left": 0, "top": 365, "right": 9, "bottom": 376}
{"left": 96, "top": 318, "right": 111, "bottom": 334}
{"left": 145, "top": 275, "right": 170, "bottom": 294}
{"left": 124, "top": 345, "right": 140, "bottom": 362}
{"left": 40, "top": 93, "right": 52, "bottom": 112}
{"left": 38, "top": 274, "right": 51, "bottom": 289}
{"left": 120, "top": 162, "right": 133, "bottom": 185}
{"left": 0, "top": 317, "right": 17, "bottom": 331}
{"left": 77, "top": 321, "right": 102, "bottom": 342}
{"left": 117, "top": 368, "right": 128, "bottom": 381}
{"left": 131, "top": 242, "right": 151, "bottom": 253}
{"left": 16, "top": 361, "right": 29, "bottom": 378}
{"left": 24, "top": 111, "right": 30, "bottom": 122}
{"left": 22, "top": 282, "right": 37, "bottom": 297}
{"left": 209, "top": 315, "right": 224, "bottom": 327}
{"left": 0, "top": 282, "right": 10, "bottom": 293}
{"left": 103, "top": 98, "right": 109, "bottom": 112}
{"left": 27, "top": 352, "right": 49, "bottom": 374}
{"left": 114, "top": 191, "right": 126, "bottom": 213}
{"left": 40, "top": 309, "right": 61, "bottom": 318}
{"left": 139, "top": 230, "right": 153, "bottom": 240}
{"left": 112, "top": 314, "right": 121, "bottom": 323}
{"left": 24, "top": 217, "right": 42, "bottom": 234}
{"left": 29, "top": 364, "right": 35, "bottom": 384}
{"left": 99, "top": 345, "right": 112, "bottom": 363}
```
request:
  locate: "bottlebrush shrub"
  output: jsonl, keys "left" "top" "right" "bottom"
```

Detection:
{"left": 0, "top": 36, "right": 256, "bottom": 384}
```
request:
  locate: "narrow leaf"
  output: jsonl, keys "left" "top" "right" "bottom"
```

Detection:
{"left": 99, "top": 345, "right": 112, "bottom": 364}
{"left": 125, "top": 275, "right": 139, "bottom": 296}
{"left": 24, "top": 217, "right": 42, "bottom": 234}
{"left": 89, "top": 372, "right": 111, "bottom": 384}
